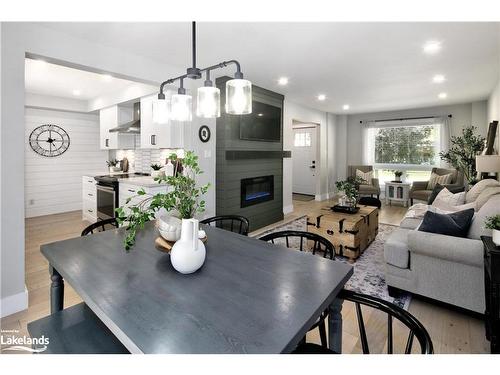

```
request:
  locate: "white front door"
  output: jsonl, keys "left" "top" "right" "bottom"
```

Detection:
{"left": 292, "top": 126, "right": 317, "bottom": 195}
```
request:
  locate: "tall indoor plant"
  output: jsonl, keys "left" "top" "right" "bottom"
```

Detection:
{"left": 116, "top": 151, "right": 210, "bottom": 250}
{"left": 439, "top": 126, "right": 485, "bottom": 186}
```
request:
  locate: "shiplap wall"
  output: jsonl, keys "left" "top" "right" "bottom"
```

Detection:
{"left": 25, "top": 108, "right": 108, "bottom": 217}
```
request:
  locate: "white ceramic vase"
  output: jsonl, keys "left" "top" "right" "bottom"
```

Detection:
{"left": 493, "top": 229, "right": 500, "bottom": 247}
{"left": 170, "top": 218, "right": 206, "bottom": 274}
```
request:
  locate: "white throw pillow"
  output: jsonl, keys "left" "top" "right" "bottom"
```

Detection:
{"left": 431, "top": 187, "right": 466, "bottom": 211}
{"left": 465, "top": 178, "right": 500, "bottom": 203}
{"left": 427, "top": 172, "right": 452, "bottom": 190}
{"left": 356, "top": 169, "right": 373, "bottom": 184}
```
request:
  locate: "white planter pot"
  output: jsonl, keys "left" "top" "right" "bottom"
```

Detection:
{"left": 493, "top": 229, "right": 500, "bottom": 247}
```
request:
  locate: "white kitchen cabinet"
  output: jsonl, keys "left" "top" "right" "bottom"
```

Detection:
{"left": 82, "top": 175, "right": 97, "bottom": 222}
{"left": 140, "top": 95, "right": 184, "bottom": 149}
{"left": 99, "top": 105, "right": 135, "bottom": 150}
{"left": 119, "top": 182, "right": 172, "bottom": 218}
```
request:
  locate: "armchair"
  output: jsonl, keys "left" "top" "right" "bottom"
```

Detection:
{"left": 409, "top": 167, "right": 464, "bottom": 205}
{"left": 348, "top": 165, "right": 380, "bottom": 199}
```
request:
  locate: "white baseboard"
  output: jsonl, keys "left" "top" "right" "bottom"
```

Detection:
{"left": 1, "top": 286, "right": 28, "bottom": 318}
{"left": 283, "top": 204, "right": 294, "bottom": 215}
{"left": 315, "top": 193, "right": 329, "bottom": 201}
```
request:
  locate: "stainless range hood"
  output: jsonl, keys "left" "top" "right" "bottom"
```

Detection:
{"left": 109, "top": 102, "right": 141, "bottom": 134}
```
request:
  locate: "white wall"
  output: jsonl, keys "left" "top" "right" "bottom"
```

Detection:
{"left": 1, "top": 22, "right": 184, "bottom": 316}
{"left": 25, "top": 108, "right": 107, "bottom": 218}
{"left": 346, "top": 101, "right": 489, "bottom": 166}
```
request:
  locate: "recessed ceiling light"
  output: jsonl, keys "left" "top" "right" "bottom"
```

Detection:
{"left": 317, "top": 94, "right": 326, "bottom": 101}
{"left": 342, "top": 104, "right": 350, "bottom": 110}
{"left": 278, "top": 77, "right": 289, "bottom": 85}
{"left": 438, "top": 92, "right": 447, "bottom": 99}
{"left": 423, "top": 41, "right": 442, "bottom": 54}
{"left": 102, "top": 74, "right": 113, "bottom": 82}
{"left": 257, "top": 113, "right": 264, "bottom": 117}
{"left": 433, "top": 74, "right": 446, "bottom": 83}
{"left": 72, "top": 89, "right": 81, "bottom": 96}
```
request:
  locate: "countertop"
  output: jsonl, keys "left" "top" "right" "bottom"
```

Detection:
{"left": 118, "top": 176, "right": 169, "bottom": 188}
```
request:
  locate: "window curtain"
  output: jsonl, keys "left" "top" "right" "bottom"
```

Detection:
{"left": 438, "top": 116, "right": 451, "bottom": 167}
{"left": 362, "top": 122, "right": 377, "bottom": 165}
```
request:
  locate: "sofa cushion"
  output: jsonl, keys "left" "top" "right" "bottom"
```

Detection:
{"left": 468, "top": 194, "right": 500, "bottom": 239}
{"left": 418, "top": 208, "right": 474, "bottom": 238}
{"left": 427, "top": 183, "right": 465, "bottom": 204}
{"left": 400, "top": 217, "right": 422, "bottom": 230}
{"left": 427, "top": 172, "right": 452, "bottom": 190}
{"left": 384, "top": 228, "right": 411, "bottom": 269}
{"left": 466, "top": 178, "right": 500, "bottom": 203}
{"left": 475, "top": 186, "right": 500, "bottom": 210}
{"left": 411, "top": 190, "right": 432, "bottom": 201}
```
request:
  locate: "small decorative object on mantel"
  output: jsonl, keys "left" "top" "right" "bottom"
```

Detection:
{"left": 116, "top": 151, "right": 210, "bottom": 274}
{"left": 485, "top": 214, "right": 500, "bottom": 246}
{"left": 107, "top": 159, "right": 120, "bottom": 173}
{"left": 393, "top": 170, "right": 404, "bottom": 182}
{"left": 150, "top": 163, "right": 164, "bottom": 179}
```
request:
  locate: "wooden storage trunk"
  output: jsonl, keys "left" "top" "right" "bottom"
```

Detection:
{"left": 307, "top": 205, "right": 379, "bottom": 262}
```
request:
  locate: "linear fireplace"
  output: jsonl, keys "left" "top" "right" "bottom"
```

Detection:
{"left": 241, "top": 175, "right": 274, "bottom": 208}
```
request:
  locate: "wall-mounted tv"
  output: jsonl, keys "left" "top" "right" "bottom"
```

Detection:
{"left": 239, "top": 101, "right": 281, "bottom": 142}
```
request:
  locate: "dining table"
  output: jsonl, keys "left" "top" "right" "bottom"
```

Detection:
{"left": 41, "top": 221, "right": 353, "bottom": 354}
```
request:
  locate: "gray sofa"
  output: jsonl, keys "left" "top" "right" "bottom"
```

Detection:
{"left": 384, "top": 194, "right": 500, "bottom": 314}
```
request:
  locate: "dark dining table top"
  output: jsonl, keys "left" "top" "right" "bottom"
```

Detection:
{"left": 41, "top": 221, "right": 353, "bottom": 353}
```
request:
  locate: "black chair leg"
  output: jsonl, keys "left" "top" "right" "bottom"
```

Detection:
{"left": 410, "top": 198, "right": 414, "bottom": 206}
{"left": 318, "top": 320, "right": 328, "bottom": 348}
{"left": 370, "top": 194, "right": 373, "bottom": 198}
{"left": 377, "top": 194, "right": 380, "bottom": 200}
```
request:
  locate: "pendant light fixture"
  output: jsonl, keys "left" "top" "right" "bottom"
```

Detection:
{"left": 156, "top": 22, "right": 252, "bottom": 121}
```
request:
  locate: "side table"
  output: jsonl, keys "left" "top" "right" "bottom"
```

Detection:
{"left": 481, "top": 236, "right": 500, "bottom": 354}
{"left": 385, "top": 182, "right": 411, "bottom": 207}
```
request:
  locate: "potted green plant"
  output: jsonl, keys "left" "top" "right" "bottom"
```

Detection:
{"left": 106, "top": 159, "right": 120, "bottom": 173}
{"left": 485, "top": 214, "right": 500, "bottom": 246}
{"left": 335, "top": 176, "right": 365, "bottom": 207}
{"left": 116, "top": 151, "right": 210, "bottom": 251}
{"left": 150, "top": 163, "right": 163, "bottom": 178}
{"left": 394, "top": 170, "right": 403, "bottom": 182}
{"left": 439, "top": 126, "right": 485, "bottom": 186}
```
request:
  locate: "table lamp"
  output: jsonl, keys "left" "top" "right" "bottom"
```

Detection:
{"left": 476, "top": 155, "right": 500, "bottom": 179}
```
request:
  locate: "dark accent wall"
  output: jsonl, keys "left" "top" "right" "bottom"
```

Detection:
{"left": 216, "top": 76, "right": 285, "bottom": 231}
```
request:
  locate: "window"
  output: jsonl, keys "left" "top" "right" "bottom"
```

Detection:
{"left": 374, "top": 125, "right": 440, "bottom": 165}
{"left": 294, "top": 132, "right": 311, "bottom": 147}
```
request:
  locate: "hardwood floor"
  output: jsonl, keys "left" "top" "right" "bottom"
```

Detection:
{"left": 0, "top": 201, "right": 490, "bottom": 354}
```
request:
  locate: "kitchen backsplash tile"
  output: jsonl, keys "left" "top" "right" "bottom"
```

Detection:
{"left": 111, "top": 148, "right": 184, "bottom": 173}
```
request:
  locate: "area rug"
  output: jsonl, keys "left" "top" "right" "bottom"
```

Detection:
{"left": 335, "top": 224, "right": 412, "bottom": 310}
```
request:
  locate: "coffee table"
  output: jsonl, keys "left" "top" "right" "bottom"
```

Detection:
{"left": 307, "top": 205, "right": 379, "bottom": 262}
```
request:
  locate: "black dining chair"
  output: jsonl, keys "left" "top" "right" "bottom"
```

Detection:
{"left": 259, "top": 230, "right": 335, "bottom": 260}
{"left": 200, "top": 215, "right": 250, "bottom": 236}
{"left": 292, "top": 289, "right": 434, "bottom": 354}
{"left": 259, "top": 230, "right": 336, "bottom": 348}
{"left": 81, "top": 218, "right": 118, "bottom": 236}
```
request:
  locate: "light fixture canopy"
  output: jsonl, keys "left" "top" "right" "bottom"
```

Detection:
{"left": 155, "top": 22, "right": 252, "bottom": 122}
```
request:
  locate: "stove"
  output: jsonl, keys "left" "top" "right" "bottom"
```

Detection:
{"left": 94, "top": 173, "right": 150, "bottom": 220}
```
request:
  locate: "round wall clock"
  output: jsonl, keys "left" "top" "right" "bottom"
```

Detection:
{"left": 199, "top": 125, "right": 211, "bottom": 143}
{"left": 29, "top": 124, "right": 70, "bottom": 157}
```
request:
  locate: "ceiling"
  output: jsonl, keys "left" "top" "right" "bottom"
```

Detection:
{"left": 38, "top": 22, "right": 500, "bottom": 114}
{"left": 25, "top": 58, "right": 153, "bottom": 101}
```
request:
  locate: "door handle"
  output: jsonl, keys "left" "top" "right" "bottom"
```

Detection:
{"left": 309, "top": 165, "right": 316, "bottom": 169}
{"left": 105, "top": 138, "right": 109, "bottom": 147}
{"left": 151, "top": 135, "right": 156, "bottom": 145}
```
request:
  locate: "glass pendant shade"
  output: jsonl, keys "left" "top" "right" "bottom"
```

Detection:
{"left": 152, "top": 97, "right": 171, "bottom": 124}
{"left": 226, "top": 79, "right": 252, "bottom": 115}
{"left": 170, "top": 94, "right": 192, "bottom": 122}
{"left": 196, "top": 86, "right": 221, "bottom": 118}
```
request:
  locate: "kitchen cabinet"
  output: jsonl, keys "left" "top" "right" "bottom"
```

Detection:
{"left": 140, "top": 95, "right": 184, "bottom": 149}
{"left": 99, "top": 105, "right": 135, "bottom": 150}
{"left": 82, "top": 176, "right": 97, "bottom": 223}
{"left": 119, "top": 181, "right": 172, "bottom": 218}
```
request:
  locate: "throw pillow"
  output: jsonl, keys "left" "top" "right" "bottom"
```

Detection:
{"left": 465, "top": 178, "right": 500, "bottom": 203}
{"left": 418, "top": 208, "right": 475, "bottom": 238}
{"left": 475, "top": 186, "right": 500, "bottom": 210}
{"left": 427, "top": 172, "right": 452, "bottom": 190}
{"left": 427, "top": 183, "right": 465, "bottom": 205}
{"left": 356, "top": 169, "right": 373, "bottom": 185}
{"left": 431, "top": 187, "right": 466, "bottom": 211}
